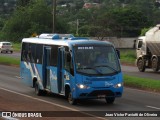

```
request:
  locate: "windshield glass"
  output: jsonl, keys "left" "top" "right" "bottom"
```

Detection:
{"left": 74, "top": 45, "right": 120, "bottom": 76}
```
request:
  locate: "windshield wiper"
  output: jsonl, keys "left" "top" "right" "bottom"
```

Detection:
{"left": 78, "top": 67, "right": 104, "bottom": 75}
{"left": 93, "top": 65, "right": 119, "bottom": 73}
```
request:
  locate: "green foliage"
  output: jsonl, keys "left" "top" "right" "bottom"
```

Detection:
{"left": 16, "top": 0, "right": 31, "bottom": 7}
{"left": 0, "top": 56, "right": 20, "bottom": 66}
{"left": 90, "top": 7, "right": 150, "bottom": 37}
{"left": 1, "top": 0, "right": 52, "bottom": 42}
{"left": 120, "top": 49, "right": 136, "bottom": 64}
{"left": 13, "top": 43, "right": 21, "bottom": 52}
{"left": 0, "top": 0, "right": 159, "bottom": 41}
{"left": 124, "top": 75, "right": 160, "bottom": 92}
{"left": 140, "top": 28, "right": 150, "bottom": 36}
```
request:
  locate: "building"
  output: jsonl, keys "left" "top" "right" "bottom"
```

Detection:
{"left": 83, "top": 3, "right": 100, "bottom": 9}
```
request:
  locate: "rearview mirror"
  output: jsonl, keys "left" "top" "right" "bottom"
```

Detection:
{"left": 116, "top": 49, "right": 120, "bottom": 59}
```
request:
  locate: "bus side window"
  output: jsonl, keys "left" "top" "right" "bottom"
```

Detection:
{"left": 21, "top": 43, "right": 26, "bottom": 61}
{"left": 30, "top": 44, "right": 36, "bottom": 63}
{"left": 21, "top": 43, "right": 28, "bottom": 62}
{"left": 27, "top": 44, "right": 31, "bottom": 62}
{"left": 51, "top": 45, "right": 58, "bottom": 66}
{"left": 35, "top": 44, "right": 43, "bottom": 64}
{"left": 64, "top": 52, "right": 74, "bottom": 76}
{"left": 64, "top": 52, "right": 70, "bottom": 71}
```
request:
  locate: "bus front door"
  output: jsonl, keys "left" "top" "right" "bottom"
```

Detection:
{"left": 57, "top": 47, "right": 65, "bottom": 93}
{"left": 43, "top": 46, "right": 51, "bottom": 90}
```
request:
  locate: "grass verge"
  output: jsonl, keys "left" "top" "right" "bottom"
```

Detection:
{"left": 120, "top": 49, "right": 136, "bottom": 65}
{"left": 13, "top": 43, "right": 21, "bottom": 52}
{"left": 124, "top": 75, "right": 160, "bottom": 93}
{"left": 0, "top": 56, "right": 20, "bottom": 67}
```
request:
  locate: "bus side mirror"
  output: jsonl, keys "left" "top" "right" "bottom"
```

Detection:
{"left": 116, "top": 49, "right": 120, "bottom": 59}
{"left": 67, "top": 53, "right": 71, "bottom": 62}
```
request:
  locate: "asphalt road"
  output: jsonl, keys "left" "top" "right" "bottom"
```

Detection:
{"left": 0, "top": 52, "right": 20, "bottom": 58}
{"left": 0, "top": 65, "right": 160, "bottom": 120}
{"left": 122, "top": 65, "right": 160, "bottom": 80}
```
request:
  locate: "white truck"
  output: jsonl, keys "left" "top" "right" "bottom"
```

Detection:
{"left": 136, "top": 24, "right": 160, "bottom": 72}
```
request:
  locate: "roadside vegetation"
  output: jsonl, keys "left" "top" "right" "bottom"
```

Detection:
{"left": 124, "top": 75, "right": 160, "bottom": 93}
{"left": 0, "top": 56, "right": 20, "bottom": 66}
{"left": 0, "top": 0, "right": 159, "bottom": 42}
{"left": 120, "top": 49, "right": 136, "bottom": 65}
{"left": 13, "top": 43, "right": 21, "bottom": 52}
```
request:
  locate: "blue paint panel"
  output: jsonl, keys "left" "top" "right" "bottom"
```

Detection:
{"left": 49, "top": 66, "right": 59, "bottom": 93}
{"left": 20, "top": 61, "right": 43, "bottom": 87}
{"left": 20, "top": 62, "right": 33, "bottom": 86}
{"left": 21, "top": 61, "right": 123, "bottom": 99}
{"left": 72, "top": 73, "right": 123, "bottom": 99}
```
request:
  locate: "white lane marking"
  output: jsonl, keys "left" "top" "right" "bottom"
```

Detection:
{"left": 15, "top": 76, "right": 21, "bottom": 79}
{"left": 2, "top": 116, "right": 19, "bottom": 120}
{"left": 146, "top": 105, "right": 160, "bottom": 110}
{"left": 0, "top": 87, "right": 107, "bottom": 120}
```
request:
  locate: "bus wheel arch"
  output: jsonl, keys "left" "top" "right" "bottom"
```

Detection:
{"left": 68, "top": 91, "right": 77, "bottom": 105}
{"left": 65, "top": 85, "right": 70, "bottom": 99}
{"left": 33, "top": 77, "right": 37, "bottom": 88}
{"left": 65, "top": 85, "right": 77, "bottom": 105}
{"left": 105, "top": 97, "right": 115, "bottom": 104}
{"left": 35, "top": 81, "right": 44, "bottom": 96}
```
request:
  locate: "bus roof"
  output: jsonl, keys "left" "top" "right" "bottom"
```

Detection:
{"left": 22, "top": 34, "right": 113, "bottom": 47}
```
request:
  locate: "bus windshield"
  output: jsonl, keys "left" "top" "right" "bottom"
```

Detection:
{"left": 74, "top": 45, "right": 120, "bottom": 76}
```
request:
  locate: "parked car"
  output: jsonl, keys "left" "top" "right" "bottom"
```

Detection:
{"left": 0, "top": 42, "right": 13, "bottom": 54}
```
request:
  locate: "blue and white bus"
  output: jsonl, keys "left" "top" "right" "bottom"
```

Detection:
{"left": 20, "top": 33, "right": 123, "bottom": 105}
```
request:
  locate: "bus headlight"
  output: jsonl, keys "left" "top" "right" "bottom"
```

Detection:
{"left": 76, "top": 84, "right": 89, "bottom": 89}
{"left": 114, "top": 83, "right": 123, "bottom": 88}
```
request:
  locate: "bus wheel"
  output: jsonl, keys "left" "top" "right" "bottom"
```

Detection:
{"left": 68, "top": 91, "right": 77, "bottom": 105}
{"left": 137, "top": 59, "right": 145, "bottom": 72}
{"left": 152, "top": 58, "right": 159, "bottom": 72}
{"left": 105, "top": 97, "right": 115, "bottom": 104}
{"left": 35, "top": 81, "right": 43, "bottom": 96}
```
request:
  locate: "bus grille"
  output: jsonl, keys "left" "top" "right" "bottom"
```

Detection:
{"left": 88, "top": 90, "right": 114, "bottom": 97}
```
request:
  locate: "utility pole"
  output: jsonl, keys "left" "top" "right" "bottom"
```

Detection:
{"left": 53, "top": 0, "right": 56, "bottom": 33}
{"left": 76, "top": 19, "right": 79, "bottom": 35}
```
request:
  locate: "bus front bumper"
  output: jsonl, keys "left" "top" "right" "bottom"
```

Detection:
{"left": 74, "top": 87, "right": 123, "bottom": 99}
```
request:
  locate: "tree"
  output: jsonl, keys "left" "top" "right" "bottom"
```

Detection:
{"left": 2, "top": 0, "right": 52, "bottom": 41}
{"left": 17, "top": 0, "right": 31, "bottom": 7}
{"left": 128, "top": 0, "right": 155, "bottom": 23}
{"left": 89, "top": 7, "right": 151, "bottom": 38}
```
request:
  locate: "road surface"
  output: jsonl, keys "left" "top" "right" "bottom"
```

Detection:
{"left": 0, "top": 51, "right": 20, "bottom": 58}
{"left": 122, "top": 65, "right": 160, "bottom": 80}
{"left": 0, "top": 65, "right": 160, "bottom": 120}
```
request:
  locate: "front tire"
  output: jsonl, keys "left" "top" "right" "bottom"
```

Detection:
{"left": 105, "top": 97, "right": 115, "bottom": 104}
{"left": 35, "top": 81, "right": 43, "bottom": 96}
{"left": 152, "top": 58, "right": 159, "bottom": 72}
{"left": 137, "top": 59, "right": 145, "bottom": 72}
{"left": 68, "top": 91, "right": 77, "bottom": 105}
